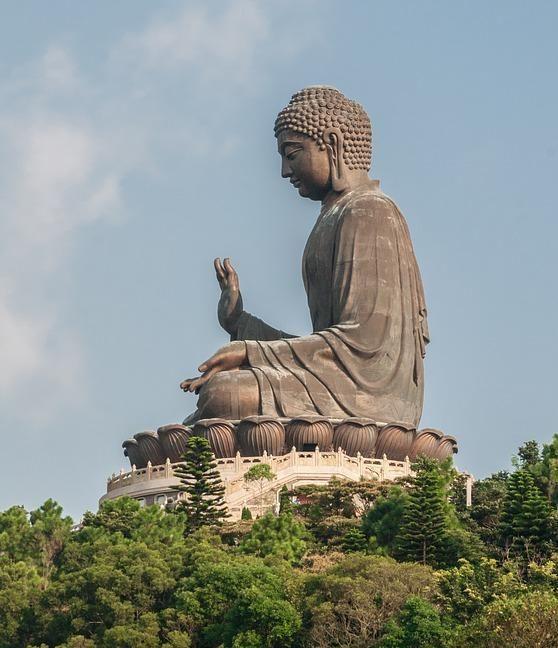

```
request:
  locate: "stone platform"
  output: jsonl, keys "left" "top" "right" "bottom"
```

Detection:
{"left": 102, "top": 447, "right": 419, "bottom": 519}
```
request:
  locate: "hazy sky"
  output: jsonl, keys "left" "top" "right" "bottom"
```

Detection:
{"left": 1, "top": 1, "right": 557, "bottom": 520}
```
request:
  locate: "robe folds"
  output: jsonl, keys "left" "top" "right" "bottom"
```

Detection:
{"left": 231, "top": 180, "right": 429, "bottom": 427}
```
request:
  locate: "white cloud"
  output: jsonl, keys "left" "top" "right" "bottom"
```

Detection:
{"left": 41, "top": 46, "right": 78, "bottom": 90}
{"left": 119, "top": 0, "right": 269, "bottom": 83}
{"left": 0, "top": 50, "right": 122, "bottom": 412}
{"left": 0, "top": 1, "right": 317, "bottom": 420}
{"left": 4, "top": 118, "right": 119, "bottom": 259}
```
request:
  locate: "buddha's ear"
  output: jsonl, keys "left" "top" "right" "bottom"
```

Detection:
{"left": 323, "top": 127, "right": 349, "bottom": 193}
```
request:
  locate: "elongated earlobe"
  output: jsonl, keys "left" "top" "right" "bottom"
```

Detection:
{"left": 323, "top": 127, "right": 349, "bottom": 192}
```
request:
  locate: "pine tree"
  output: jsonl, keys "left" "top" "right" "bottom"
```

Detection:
{"left": 241, "top": 506, "right": 253, "bottom": 520}
{"left": 174, "top": 436, "right": 229, "bottom": 534}
{"left": 396, "top": 459, "right": 448, "bottom": 566}
{"left": 498, "top": 469, "right": 552, "bottom": 561}
{"left": 341, "top": 527, "right": 368, "bottom": 553}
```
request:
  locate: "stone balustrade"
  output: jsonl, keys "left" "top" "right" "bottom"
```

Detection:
{"left": 101, "top": 447, "right": 414, "bottom": 513}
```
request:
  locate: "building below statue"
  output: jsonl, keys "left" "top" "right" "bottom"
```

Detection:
{"left": 102, "top": 447, "right": 418, "bottom": 519}
{"left": 100, "top": 417, "right": 459, "bottom": 519}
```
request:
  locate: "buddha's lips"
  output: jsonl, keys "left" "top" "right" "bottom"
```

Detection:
{"left": 291, "top": 179, "right": 301, "bottom": 188}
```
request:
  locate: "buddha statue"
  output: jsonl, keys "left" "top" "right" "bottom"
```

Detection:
{"left": 180, "top": 86, "right": 429, "bottom": 429}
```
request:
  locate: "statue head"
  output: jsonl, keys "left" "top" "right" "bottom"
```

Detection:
{"left": 275, "top": 86, "right": 372, "bottom": 201}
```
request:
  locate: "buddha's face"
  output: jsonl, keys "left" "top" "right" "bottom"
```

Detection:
{"left": 277, "top": 130, "right": 331, "bottom": 201}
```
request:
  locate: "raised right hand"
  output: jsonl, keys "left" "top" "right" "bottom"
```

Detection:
{"left": 215, "top": 257, "right": 243, "bottom": 335}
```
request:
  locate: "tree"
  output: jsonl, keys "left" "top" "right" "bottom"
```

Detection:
{"left": 361, "top": 486, "right": 408, "bottom": 554}
{"left": 378, "top": 596, "right": 453, "bottom": 648}
{"left": 468, "top": 471, "right": 509, "bottom": 548}
{"left": 29, "top": 500, "right": 73, "bottom": 585}
{"left": 0, "top": 558, "right": 41, "bottom": 648}
{"left": 395, "top": 459, "right": 449, "bottom": 566}
{"left": 241, "top": 507, "right": 253, "bottom": 521}
{"left": 0, "top": 505, "right": 34, "bottom": 562}
{"left": 436, "top": 558, "right": 525, "bottom": 625}
{"left": 539, "top": 434, "right": 558, "bottom": 505}
{"left": 498, "top": 469, "right": 552, "bottom": 562}
{"left": 240, "top": 512, "right": 307, "bottom": 564}
{"left": 175, "top": 532, "right": 302, "bottom": 647}
{"left": 517, "top": 440, "right": 541, "bottom": 468}
{"left": 341, "top": 527, "right": 368, "bottom": 553}
{"left": 304, "top": 554, "right": 437, "bottom": 648}
{"left": 243, "top": 464, "right": 275, "bottom": 517}
{"left": 83, "top": 497, "right": 186, "bottom": 544}
{"left": 457, "top": 590, "right": 558, "bottom": 648}
{"left": 278, "top": 486, "right": 293, "bottom": 515}
{"left": 174, "top": 436, "right": 229, "bottom": 533}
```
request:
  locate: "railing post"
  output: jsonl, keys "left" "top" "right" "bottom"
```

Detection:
{"left": 357, "top": 451, "right": 363, "bottom": 478}
{"left": 291, "top": 446, "right": 297, "bottom": 466}
{"left": 404, "top": 455, "right": 411, "bottom": 476}
{"left": 235, "top": 451, "right": 241, "bottom": 472}
{"left": 465, "top": 472, "right": 474, "bottom": 507}
{"left": 337, "top": 447, "right": 343, "bottom": 467}
{"left": 131, "top": 465, "right": 137, "bottom": 484}
{"left": 165, "top": 457, "right": 171, "bottom": 478}
{"left": 262, "top": 450, "right": 269, "bottom": 465}
{"left": 315, "top": 446, "right": 320, "bottom": 466}
{"left": 147, "top": 461, "right": 152, "bottom": 480}
{"left": 381, "top": 454, "right": 388, "bottom": 481}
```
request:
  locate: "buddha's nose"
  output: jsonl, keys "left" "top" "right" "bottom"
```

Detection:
{"left": 281, "top": 159, "right": 292, "bottom": 178}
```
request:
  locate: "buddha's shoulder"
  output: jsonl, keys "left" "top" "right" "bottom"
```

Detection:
{"left": 340, "top": 185, "right": 402, "bottom": 220}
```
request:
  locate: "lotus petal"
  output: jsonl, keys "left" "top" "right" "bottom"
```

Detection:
{"left": 134, "top": 430, "right": 165, "bottom": 466}
{"left": 333, "top": 418, "right": 378, "bottom": 457}
{"left": 157, "top": 424, "right": 192, "bottom": 462}
{"left": 192, "top": 419, "right": 237, "bottom": 458}
{"left": 237, "top": 416, "right": 285, "bottom": 456}
{"left": 285, "top": 416, "right": 333, "bottom": 451}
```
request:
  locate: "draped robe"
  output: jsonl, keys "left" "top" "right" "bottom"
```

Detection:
{"left": 191, "top": 180, "right": 429, "bottom": 427}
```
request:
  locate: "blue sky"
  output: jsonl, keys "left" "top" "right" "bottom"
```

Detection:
{"left": 1, "top": 1, "right": 557, "bottom": 520}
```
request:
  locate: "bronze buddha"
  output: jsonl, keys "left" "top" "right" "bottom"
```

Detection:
{"left": 180, "top": 86, "right": 429, "bottom": 429}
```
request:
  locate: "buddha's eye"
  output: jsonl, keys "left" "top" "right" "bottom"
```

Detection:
{"left": 286, "top": 149, "right": 301, "bottom": 161}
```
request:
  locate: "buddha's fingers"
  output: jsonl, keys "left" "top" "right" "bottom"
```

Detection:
{"left": 188, "top": 366, "right": 220, "bottom": 393}
{"left": 223, "top": 257, "right": 239, "bottom": 290}
{"left": 180, "top": 378, "right": 196, "bottom": 392}
{"left": 214, "top": 257, "right": 227, "bottom": 289}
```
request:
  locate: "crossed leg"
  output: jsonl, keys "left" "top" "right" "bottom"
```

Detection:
{"left": 183, "top": 369, "right": 261, "bottom": 424}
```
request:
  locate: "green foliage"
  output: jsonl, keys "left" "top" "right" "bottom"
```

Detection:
{"left": 456, "top": 589, "right": 558, "bottom": 648}
{"left": 244, "top": 463, "right": 275, "bottom": 517}
{"left": 83, "top": 497, "right": 186, "bottom": 543}
{"left": 175, "top": 532, "right": 302, "bottom": 647}
{"left": 33, "top": 535, "right": 179, "bottom": 644}
{"left": 278, "top": 486, "right": 293, "bottom": 515}
{"left": 436, "top": 558, "right": 525, "bottom": 624}
{"left": 240, "top": 513, "right": 308, "bottom": 564}
{"left": 174, "top": 435, "right": 229, "bottom": 533}
{"left": 516, "top": 440, "right": 541, "bottom": 468}
{"left": 241, "top": 507, "right": 253, "bottom": 520}
{"left": 5, "top": 435, "right": 558, "bottom": 645}
{"left": 361, "top": 486, "right": 408, "bottom": 553}
{"left": 378, "top": 596, "right": 453, "bottom": 648}
{"left": 304, "top": 554, "right": 437, "bottom": 647}
{"left": 468, "top": 471, "right": 509, "bottom": 548}
{"left": 243, "top": 464, "right": 275, "bottom": 483}
{"left": 0, "top": 557, "right": 41, "bottom": 647}
{"left": 395, "top": 460, "right": 449, "bottom": 566}
{"left": 498, "top": 469, "right": 552, "bottom": 561}
{"left": 537, "top": 434, "right": 558, "bottom": 505}
{"left": 292, "top": 478, "right": 386, "bottom": 524}
{"left": 30, "top": 499, "right": 73, "bottom": 583}
{"left": 340, "top": 527, "right": 368, "bottom": 553}
{"left": 0, "top": 505, "right": 35, "bottom": 562}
